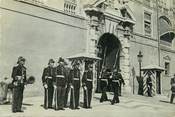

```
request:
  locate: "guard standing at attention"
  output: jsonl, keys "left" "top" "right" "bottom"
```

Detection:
{"left": 118, "top": 69, "right": 125, "bottom": 96}
{"left": 146, "top": 72, "right": 152, "bottom": 97}
{"left": 99, "top": 68, "right": 109, "bottom": 103}
{"left": 11, "top": 56, "right": 27, "bottom": 113}
{"left": 53, "top": 57, "right": 67, "bottom": 110}
{"left": 110, "top": 69, "right": 121, "bottom": 105}
{"left": 42, "top": 59, "right": 55, "bottom": 109}
{"left": 82, "top": 63, "right": 93, "bottom": 109}
{"left": 170, "top": 74, "right": 175, "bottom": 103}
{"left": 69, "top": 60, "right": 81, "bottom": 109}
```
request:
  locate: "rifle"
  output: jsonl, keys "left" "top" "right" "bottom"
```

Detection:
{"left": 99, "top": 47, "right": 107, "bottom": 79}
{"left": 110, "top": 49, "right": 120, "bottom": 78}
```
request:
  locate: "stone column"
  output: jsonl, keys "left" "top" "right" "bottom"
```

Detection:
{"left": 119, "top": 27, "right": 132, "bottom": 95}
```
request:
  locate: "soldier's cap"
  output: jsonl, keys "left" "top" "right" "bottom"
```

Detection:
{"left": 48, "top": 59, "right": 55, "bottom": 64}
{"left": 58, "top": 57, "right": 65, "bottom": 63}
{"left": 17, "top": 56, "right": 25, "bottom": 63}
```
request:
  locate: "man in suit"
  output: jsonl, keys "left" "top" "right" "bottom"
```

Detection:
{"left": 11, "top": 56, "right": 27, "bottom": 113}
{"left": 42, "top": 59, "right": 55, "bottom": 109}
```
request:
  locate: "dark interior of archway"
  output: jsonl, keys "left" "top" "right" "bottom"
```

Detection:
{"left": 97, "top": 33, "right": 121, "bottom": 72}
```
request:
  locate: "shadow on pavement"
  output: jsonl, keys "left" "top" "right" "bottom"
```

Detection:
{"left": 159, "top": 100, "right": 175, "bottom": 105}
{"left": 23, "top": 103, "right": 33, "bottom": 106}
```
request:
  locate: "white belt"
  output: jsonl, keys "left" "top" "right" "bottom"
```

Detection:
{"left": 56, "top": 75, "right": 64, "bottom": 78}
{"left": 101, "top": 79, "right": 108, "bottom": 82}
{"left": 46, "top": 76, "right": 52, "bottom": 79}
{"left": 16, "top": 76, "right": 23, "bottom": 80}
{"left": 87, "top": 79, "right": 93, "bottom": 82}
{"left": 74, "top": 78, "right": 79, "bottom": 80}
{"left": 112, "top": 80, "right": 119, "bottom": 83}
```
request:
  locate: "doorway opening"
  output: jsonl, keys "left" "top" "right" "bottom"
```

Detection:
{"left": 96, "top": 33, "right": 121, "bottom": 92}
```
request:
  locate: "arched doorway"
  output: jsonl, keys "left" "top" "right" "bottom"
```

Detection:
{"left": 96, "top": 33, "right": 121, "bottom": 92}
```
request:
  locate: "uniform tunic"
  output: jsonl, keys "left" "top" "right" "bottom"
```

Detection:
{"left": 170, "top": 77, "right": 175, "bottom": 103}
{"left": 111, "top": 72, "right": 120, "bottom": 104}
{"left": 100, "top": 71, "right": 109, "bottom": 102}
{"left": 146, "top": 76, "right": 152, "bottom": 97}
{"left": 54, "top": 65, "right": 67, "bottom": 110}
{"left": 69, "top": 68, "right": 81, "bottom": 109}
{"left": 82, "top": 70, "right": 93, "bottom": 108}
{"left": 42, "top": 66, "right": 54, "bottom": 109}
{"left": 11, "top": 65, "right": 26, "bottom": 112}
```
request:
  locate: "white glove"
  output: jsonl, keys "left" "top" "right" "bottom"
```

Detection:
{"left": 109, "top": 75, "right": 112, "bottom": 79}
{"left": 53, "top": 85, "right": 57, "bottom": 89}
{"left": 13, "top": 82, "right": 18, "bottom": 86}
{"left": 70, "top": 85, "right": 74, "bottom": 89}
{"left": 83, "top": 86, "right": 87, "bottom": 90}
{"left": 44, "top": 84, "right": 48, "bottom": 89}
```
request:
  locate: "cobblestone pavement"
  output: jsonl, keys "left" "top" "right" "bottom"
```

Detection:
{"left": 0, "top": 93, "right": 175, "bottom": 117}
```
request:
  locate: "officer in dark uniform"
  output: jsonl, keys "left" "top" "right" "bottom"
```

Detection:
{"left": 53, "top": 57, "right": 67, "bottom": 110}
{"left": 99, "top": 68, "right": 109, "bottom": 103}
{"left": 69, "top": 60, "right": 81, "bottom": 109}
{"left": 146, "top": 72, "right": 152, "bottom": 97}
{"left": 11, "top": 56, "right": 27, "bottom": 113}
{"left": 118, "top": 69, "right": 125, "bottom": 96}
{"left": 42, "top": 59, "right": 55, "bottom": 109}
{"left": 110, "top": 69, "right": 122, "bottom": 105}
{"left": 82, "top": 63, "right": 93, "bottom": 109}
{"left": 170, "top": 74, "right": 175, "bottom": 103}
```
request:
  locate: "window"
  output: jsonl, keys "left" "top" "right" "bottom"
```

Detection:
{"left": 144, "top": 12, "right": 152, "bottom": 36}
{"left": 165, "top": 62, "right": 170, "bottom": 75}
{"left": 64, "top": 0, "right": 77, "bottom": 14}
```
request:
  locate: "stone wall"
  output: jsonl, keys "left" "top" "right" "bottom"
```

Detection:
{"left": 0, "top": 0, "right": 87, "bottom": 96}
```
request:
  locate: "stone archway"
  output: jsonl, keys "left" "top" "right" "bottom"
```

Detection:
{"left": 84, "top": 1, "right": 135, "bottom": 94}
{"left": 97, "top": 33, "right": 121, "bottom": 73}
{"left": 96, "top": 33, "right": 122, "bottom": 92}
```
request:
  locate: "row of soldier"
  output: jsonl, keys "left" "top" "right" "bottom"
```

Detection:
{"left": 42, "top": 57, "right": 93, "bottom": 110}
{"left": 11, "top": 56, "right": 125, "bottom": 113}
{"left": 11, "top": 56, "right": 94, "bottom": 112}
